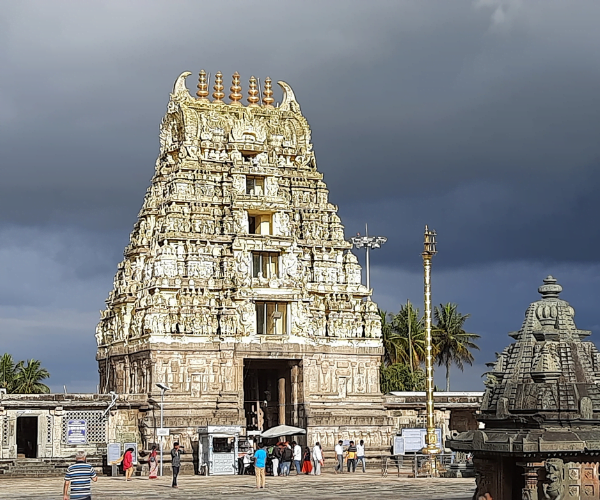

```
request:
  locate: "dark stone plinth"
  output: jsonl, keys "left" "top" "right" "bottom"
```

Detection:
{"left": 448, "top": 277, "right": 600, "bottom": 500}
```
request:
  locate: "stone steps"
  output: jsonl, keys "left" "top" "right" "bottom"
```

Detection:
{"left": 0, "top": 458, "right": 103, "bottom": 477}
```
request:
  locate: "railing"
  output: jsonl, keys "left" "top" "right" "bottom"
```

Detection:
{"left": 381, "top": 453, "right": 455, "bottom": 478}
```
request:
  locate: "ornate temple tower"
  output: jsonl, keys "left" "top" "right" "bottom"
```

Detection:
{"left": 96, "top": 71, "right": 392, "bottom": 450}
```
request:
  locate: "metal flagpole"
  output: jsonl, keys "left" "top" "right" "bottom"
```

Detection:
{"left": 422, "top": 225, "right": 439, "bottom": 476}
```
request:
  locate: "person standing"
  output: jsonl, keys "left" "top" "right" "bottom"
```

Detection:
{"left": 312, "top": 442, "right": 323, "bottom": 475}
{"left": 63, "top": 450, "right": 97, "bottom": 500}
{"left": 356, "top": 440, "right": 366, "bottom": 473}
{"left": 171, "top": 442, "right": 184, "bottom": 488}
{"left": 334, "top": 440, "right": 344, "bottom": 474}
{"left": 254, "top": 444, "right": 267, "bottom": 489}
{"left": 346, "top": 441, "right": 357, "bottom": 473}
{"left": 301, "top": 446, "right": 312, "bottom": 474}
{"left": 280, "top": 442, "right": 292, "bottom": 476}
{"left": 110, "top": 447, "right": 135, "bottom": 481}
{"left": 148, "top": 445, "right": 158, "bottom": 479}
{"left": 271, "top": 443, "right": 281, "bottom": 476}
{"left": 292, "top": 441, "right": 302, "bottom": 475}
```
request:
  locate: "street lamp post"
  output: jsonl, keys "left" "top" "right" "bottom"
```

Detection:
{"left": 422, "top": 225, "right": 439, "bottom": 476}
{"left": 156, "top": 383, "right": 171, "bottom": 477}
{"left": 349, "top": 224, "right": 387, "bottom": 291}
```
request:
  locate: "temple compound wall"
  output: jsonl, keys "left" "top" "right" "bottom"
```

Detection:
{"left": 0, "top": 394, "right": 142, "bottom": 463}
{"left": 95, "top": 70, "right": 392, "bottom": 452}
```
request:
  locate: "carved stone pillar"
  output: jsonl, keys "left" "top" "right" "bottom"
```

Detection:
{"left": 520, "top": 462, "right": 541, "bottom": 500}
{"left": 278, "top": 377, "right": 286, "bottom": 425}
{"left": 291, "top": 364, "right": 299, "bottom": 426}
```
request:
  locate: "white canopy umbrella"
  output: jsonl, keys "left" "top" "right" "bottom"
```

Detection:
{"left": 260, "top": 425, "right": 306, "bottom": 439}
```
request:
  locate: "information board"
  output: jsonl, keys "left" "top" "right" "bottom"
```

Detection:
{"left": 123, "top": 442, "right": 138, "bottom": 465}
{"left": 393, "top": 436, "right": 405, "bottom": 455}
{"left": 211, "top": 453, "right": 235, "bottom": 475}
{"left": 66, "top": 419, "right": 87, "bottom": 445}
{"left": 400, "top": 428, "right": 443, "bottom": 452}
{"left": 401, "top": 428, "right": 424, "bottom": 452}
{"left": 107, "top": 443, "right": 121, "bottom": 463}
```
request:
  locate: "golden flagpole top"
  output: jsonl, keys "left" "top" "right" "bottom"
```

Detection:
{"left": 229, "top": 72, "right": 242, "bottom": 106}
{"left": 263, "top": 77, "right": 274, "bottom": 107}
{"left": 212, "top": 71, "right": 225, "bottom": 102}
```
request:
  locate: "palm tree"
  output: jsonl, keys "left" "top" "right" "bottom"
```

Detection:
{"left": 379, "top": 309, "right": 403, "bottom": 367}
{"left": 0, "top": 353, "right": 17, "bottom": 392}
{"left": 433, "top": 303, "right": 480, "bottom": 392}
{"left": 12, "top": 359, "right": 50, "bottom": 394}
{"left": 390, "top": 302, "right": 426, "bottom": 371}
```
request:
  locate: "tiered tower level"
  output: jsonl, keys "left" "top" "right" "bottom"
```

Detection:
{"left": 96, "top": 71, "right": 391, "bottom": 449}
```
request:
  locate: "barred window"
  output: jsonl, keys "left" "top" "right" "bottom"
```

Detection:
{"left": 62, "top": 411, "right": 106, "bottom": 444}
{"left": 2, "top": 416, "right": 8, "bottom": 446}
{"left": 46, "top": 416, "right": 52, "bottom": 444}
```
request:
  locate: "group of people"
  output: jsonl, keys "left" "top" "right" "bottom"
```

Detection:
{"left": 250, "top": 439, "right": 366, "bottom": 489}
{"left": 63, "top": 439, "right": 367, "bottom": 498}
{"left": 64, "top": 443, "right": 185, "bottom": 499}
{"left": 108, "top": 442, "right": 183, "bottom": 487}
{"left": 264, "top": 441, "right": 321, "bottom": 477}
{"left": 334, "top": 439, "right": 366, "bottom": 473}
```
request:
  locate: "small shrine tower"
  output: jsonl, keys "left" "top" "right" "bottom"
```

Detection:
{"left": 449, "top": 276, "right": 600, "bottom": 500}
{"left": 95, "top": 71, "right": 392, "bottom": 450}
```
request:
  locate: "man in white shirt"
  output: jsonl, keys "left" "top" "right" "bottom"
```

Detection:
{"left": 312, "top": 442, "right": 323, "bottom": 475}
{"left": 292, "top": 441, "right": 302, "bottom": 475}
{"left": 334, "top": 440, "right": 344, "bottom": 473}
{"left": 356, "top": 440, "right": 366, "bottom": 472}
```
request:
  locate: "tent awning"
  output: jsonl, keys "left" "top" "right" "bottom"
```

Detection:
{"left": 260, "top": 425, "right": 306, "bottom": 439}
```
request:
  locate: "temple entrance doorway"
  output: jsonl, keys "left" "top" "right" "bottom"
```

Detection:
{"left": 243, "top": 359, "right": 304, "bottom": 435}
{"left": 16, "top": 416, "right": 38, "bottom": 458}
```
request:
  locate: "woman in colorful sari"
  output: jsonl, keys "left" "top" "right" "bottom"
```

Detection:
{"left": 301, "top": 446, "right": 313, "bottom": 474}
{"left": 148, "top": 445, "right": 158, "bottom": 479}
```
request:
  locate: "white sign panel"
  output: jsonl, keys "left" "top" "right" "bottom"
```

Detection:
{"left": 211, "top": 453, "right": 235, "bottom": 475}
{"left": 400, "top": 428, "right": 443, "bottom": 453}
{"left": 157, "top": 428, "right": 170, "bottom": 436}
{"left": 393, "top": 436, "right": 405, "bottom": 455}
{"left": 66, "top": 419, "right": 87, "bottom": 445}
{"left": 401, "top": 428, "right": 423, "bottom": 452}
{"left": 107, "top": 443, "right": 121, "bottom": 463}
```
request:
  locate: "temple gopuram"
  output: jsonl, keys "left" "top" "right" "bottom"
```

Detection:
{"left": 95, "top": 70, "right": 392, "bottom": 450}
{"left": 449, "top": 276, "right": 600, "bottom": 500}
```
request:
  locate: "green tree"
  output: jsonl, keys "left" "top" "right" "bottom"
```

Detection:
{"left": 433, "top": 303, "right": 480, "bottom": 391}
{"left": 379, "top": 309, "right": 404, "bottom": 367}
{"left": 0, "top": 353, "right": 17, "bottom": 392}
{"left": 12, "top": 359, "right": 50, "bottom": 394}
{"left": 390, "top": 302, "right": 426, "bottom": 371}
{"left": 380, "top": 363, "right": 426, "bottom": 393}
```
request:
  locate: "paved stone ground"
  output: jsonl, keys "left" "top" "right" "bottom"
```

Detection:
{"left": 0, "top": 471, "right": 475, "bottom": 499}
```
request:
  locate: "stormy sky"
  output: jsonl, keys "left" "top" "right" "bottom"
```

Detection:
{"left": 1, "top": 0, "right": 600, "bottom": 392}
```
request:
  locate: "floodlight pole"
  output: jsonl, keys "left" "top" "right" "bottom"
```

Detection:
{"left": 349, "top": 224, "right": 387, "bottom": 292}
{"left": 156, "top": 384, "right": 170, "bottom": 477}
{"left": 422, "top": 225, "right": 439, "bottom": 476}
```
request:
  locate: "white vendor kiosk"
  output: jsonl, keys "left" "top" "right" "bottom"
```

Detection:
{"left": 198, "top": 425, "right": 241, "bottom": 475}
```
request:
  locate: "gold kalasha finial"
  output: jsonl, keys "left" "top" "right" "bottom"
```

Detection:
{"left": 263, "top": 77, "right": 274, "bottom": 107}
{"left": 196, "top": 69, "right": 209, "bottom": 101}
{"left": 248, "top": 76, "right": 259, "bottom": 107}
{"left": 229, "top": 72, "right": 242, "bottom": 106}
{"left": 212, "top": 71, "right": 225, "bottom": 102}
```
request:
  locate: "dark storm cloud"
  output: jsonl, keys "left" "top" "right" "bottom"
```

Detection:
{"left": 1, "top": 0, "right": 600, "bottom": 391}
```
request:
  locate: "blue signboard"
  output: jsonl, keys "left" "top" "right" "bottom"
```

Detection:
{"left": 67, "top": 419, "right": 87, "bottom": 445}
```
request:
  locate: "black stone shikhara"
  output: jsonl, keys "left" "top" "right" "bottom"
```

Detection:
{"left": 449, "top": 276, "right": 600, "bottom": 500}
